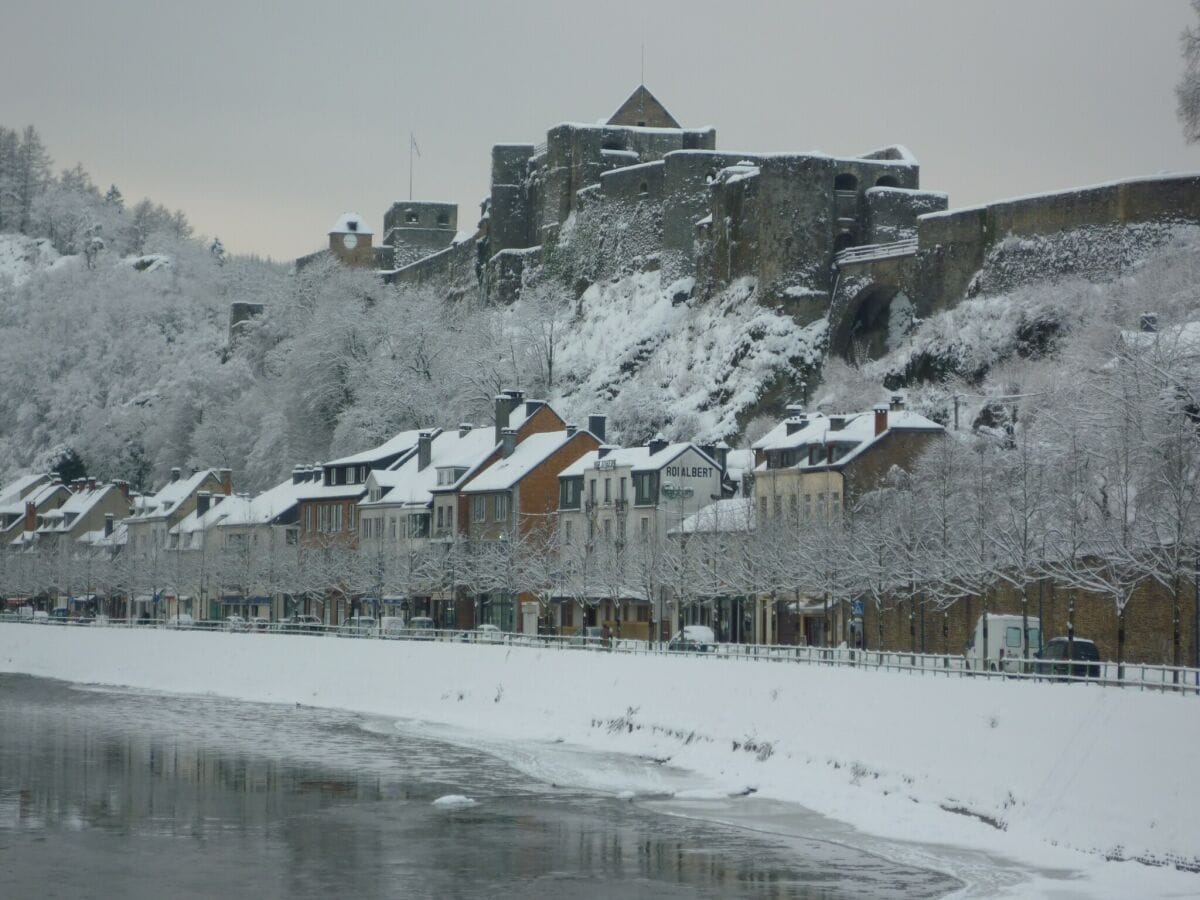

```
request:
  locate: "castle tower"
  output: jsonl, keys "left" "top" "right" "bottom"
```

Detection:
{"left": 382, "top": 201, "right": 458, "bottom": 269}
{"left": 328, "top": 213, "right": 375, "bottom": 267}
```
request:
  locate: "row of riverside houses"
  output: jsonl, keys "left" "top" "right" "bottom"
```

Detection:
{"left": 0, "top": 391, "right": 946, "bottom": 639}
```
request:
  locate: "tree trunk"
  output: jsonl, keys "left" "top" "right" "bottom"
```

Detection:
{"left": 1117, "top": 605, "right": 1126, "bottom": 682}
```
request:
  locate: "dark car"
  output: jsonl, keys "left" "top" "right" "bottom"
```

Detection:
{"left": 1036, "top": 637, "right": 1102, "bottom": 680}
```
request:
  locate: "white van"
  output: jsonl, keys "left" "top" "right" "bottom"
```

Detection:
{"left": 966, "top": 614, "right": 1041, "bottom": 672}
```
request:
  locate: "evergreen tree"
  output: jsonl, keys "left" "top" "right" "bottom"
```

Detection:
{"left": 104, "top": 184, "right": 124, "bottom": 211}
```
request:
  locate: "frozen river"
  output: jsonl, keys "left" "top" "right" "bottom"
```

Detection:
{"left": 0, "top": 674, "right": 960, "bottom": 898}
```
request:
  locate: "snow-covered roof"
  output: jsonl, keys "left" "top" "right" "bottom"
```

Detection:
{"left": 0, "top": 473, "right": 48, "bottom": 508}
{"left": 325, "top": 428, "right": 424, "bottom": 468}
{"left": 557, "top": 442, "right": 715, "bottom": 478}
{"left": 36, "top": 484, "right": 121, "bottom": 534}
{"left": 753, "top": 409, "right": 943, "bottom": 471}
{"left": 330, "top": 212, "right": 372, "bottom": 235}
{"left": 128, "top": 470, "right": 218, "bottom": 521}
{"left": 363, "top": 427, "right": 498, "bottom": 509}
{"left": 219, "top": 476, "right": 309, "bottom": 527}
{"left": 171, "top": 495, "right": 247, "bottom": 536}
{"left": 673, "top": 498, "right": 756, "bottom": 535}
{"left": 0, "top": 481, "right": 66, "bottom": 517}
{"left": 463, "top": 431, "right": 585, "bottom": 493}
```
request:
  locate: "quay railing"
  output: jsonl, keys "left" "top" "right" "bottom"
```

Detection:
{"left": 2, "top": 615, "right": 1196, "bottom": 695}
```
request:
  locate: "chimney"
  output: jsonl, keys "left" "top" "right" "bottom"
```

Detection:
{"left": 1140, "top": 311, "right": 1158, "bottom": 333}
{"left": 648, "top": 433, "right": 668, "bottom": 456}
{"left": 313, "top": 465, "right": 325, "bottom": 485}
{"left": 501, "top": 427, "right": 517, "bottom": 458}
{"left": 115, "top": 480, "right": 130, "bottom": 502}
{"left": 24, "top": 501, "right": 36, "bottom": 533}
{"left": 565, "top": 423, "right": 578, "bottom": 437}
{"left": 785, "top": 404, "right": 806, "bottom": 417}
{"left": 588, "top": 414, "right": 607, "bottom": 443}
{"left": 219, "top": 468, "right": 233, "bottom": 496}
{"left": 459, "top": 423, "right": 473, "bottom": 438}
{"left": 494, "top": 393, "right": 514, "bottom": 444}
{"left": 597, "top": 445, "right": 614, "bottom": 458}
{"left": 785, "top": 418, "right": 808, "bottom": 436}
{"left": 700, "top": 443, "right": 717, "bottom": 465}
{"left": 87, "top": 478, "right": 96, "bottom": 491}
{"left": 889, "top": 395, "right": 904, "bottom": 411}
{"left": 874, "top": 405, "right": 889, "bottom": 436}
{"left": 170, "top": 466, "right": 182, "bottom": 482}
{"left": 715, "top": 440, "right": 730, "bottom": 472}
{"left": 292, "top": 466, "right": 306, "bottom": 485}
{"left": 104, "top": 513, "right": 114, "bottom": 537}
{"left": 196, "top": 491, "right": 211, "bottom": 517}
{"left": 418, "top": 430, "right": 434, "bottom": 471}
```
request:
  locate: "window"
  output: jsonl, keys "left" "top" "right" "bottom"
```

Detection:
{"left": 588, "top": 518, "right": 595, "bottom": 541}
{"left": 410, "top": 514, "right": 429, "bottom": 538}
{"left": 834, "top": 173, "right": 858, "bottom": 191}
{"left": 589, "top": 480, "right": 596, "bottom": 504}
{"left": 305, "top": 506, "right": 313, "bottom": 533}
{"left": 760, "top": 496, "right": 768, "bottom": 519}
{"left": 560, "top": 477, "right": 582, "bottom": 510}
{"left": 831, "top": 491, "right": 840, "bottom": 505}
{"left": 876, "top": 175, "right": 900, "bottom": 188}
{"left": 1006, "top": 626, "right": 1022, "bottom": 649}
{"left": 346, "top": 506, "right": 354, "bottom": 530}
{"left": 564, "top": 520, "right": 573, "bottom": 544}
{"left": 562, "top": 604, "right": 574, "bottom": 627}
{"left": 472, "top": 496, "right": 486, "bottom": 523}
{"left": 390, "top": 517, "right": 398, "bottom": 539}
{"left": 604, "top": 478, "right": 611, "bottom": 503}
{"left": 603, "top": 519, "right": 612, "bottom": 540}
{"left": 617, "top": 518, "right": 626, "bottom": 541}
{"left": 633, "top": 472, "right": 658, "bottom": 506}
{"left": 789, "top": 495, "right": 799, "bottom": 521}
{"left": 619, "top": 478, "right": 627, "bottom": 501}
{"left": 436, "top": 507, "right": 444, "bottom": 530}
{"left": 495, "top": 494, "right": 510, "bottom": 522}
{"left": 773, "top": 496, "right": 782, "bottom": 519}
{"left": 333, "top": 505, "right": 343, "bottom": 532}
{"left": 437, "top": 211, "right": 450, "bottom": 227}
{"left": 405, "top": 210, "right": 418, "bottom": 224}
{"left": 447, "top": 506, "right": 454, "bottom": 529}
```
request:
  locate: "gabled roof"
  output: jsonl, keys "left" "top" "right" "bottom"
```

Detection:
{"left": 325, "top": 428, "right": 425, "bottom": 468}
{"left": 220, "top": 477, "right": 309, "bottom": 527}
{"left": 36, "top": 484, "right": 121, "bottom": 534}
{"left": 171, "top": 495, "right": 247, "bottom": 536}
{"left": 363, "top": 427, "right": 498, "bottom": 510}
{"left": 607, "top": 85, "right": 681, "bottom": 129}
{"left": 128, "top": 470, "right": 218, "bottom": 521}
{"left": 463, "top": 431, "right": 588, "bottom": 494}
{"left": 753, "top": 409, "right": 943, "bottom": 472}
{"left": 0, "top": 481, "right": 68, "bottom": 517}
{"left": 557, "top": 442, "right": 717, "bottom": 478}
{"left": 0, "top": 473, "right": 48, "bottom": 508}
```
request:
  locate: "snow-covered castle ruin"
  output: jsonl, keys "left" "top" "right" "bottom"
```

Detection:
{"left": 298, "top": 85, "right": 1200, "bottom": 363}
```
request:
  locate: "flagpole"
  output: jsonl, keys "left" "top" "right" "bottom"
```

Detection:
{"left": 409, "top": 131, "right": 413, "bottom": 202}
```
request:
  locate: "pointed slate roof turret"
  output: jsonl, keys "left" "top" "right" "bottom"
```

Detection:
{"left": 607, "top": 85, "right": 681, "bottom": 129}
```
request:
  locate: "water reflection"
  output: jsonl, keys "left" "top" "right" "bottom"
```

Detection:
{"left": 0, "top": 675, "right": 956, "bottom": 898}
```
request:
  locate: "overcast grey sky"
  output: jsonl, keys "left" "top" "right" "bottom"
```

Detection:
{"left": 2, "top": 0, "right": 1196, "bottom": 260}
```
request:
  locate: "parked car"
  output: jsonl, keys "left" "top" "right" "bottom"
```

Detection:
{"left": 248, "top": 616, "right": 272, "bottom": 633}
{"left": 1036, "top": 637, "right": 1102, "bottom": 680}
{"left": 668, "top": 624, "right": 716, "bottom": 653}
{"left": 473, "top": 623, "right": 502, "bottom": 643}
{"left": 338, "top": 616, "right": 376, "bottom": 638}
{"left": 279, "top": 615, "right": 324, "bottom": 634}
{"left": 965, "top": 614, "right": 1041, "bottom": 672}
{"left": 31, "top": 610, "right": 50, "bottom": 624}
{"left": 166, "top": 614, "right": 196, "bottom": 629}
{"left": 407, "top": 616, "right": 435, "bottom": 639}
{"left": 223, "top": 615, "right": 247, "bottom": 632}
{"left": 380, "top": 616, "right": 407, "bottom": 638}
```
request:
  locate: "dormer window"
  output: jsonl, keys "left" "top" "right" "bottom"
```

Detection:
{"left": 347, "top": 220, "right": 358, "bottom": 232}
{"left": 405, "top": 210, "right": 418, "bottom": 224}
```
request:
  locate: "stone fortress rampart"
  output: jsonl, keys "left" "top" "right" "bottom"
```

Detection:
{"left": 301, "top": 86, "right": 1200, "bottom": 365}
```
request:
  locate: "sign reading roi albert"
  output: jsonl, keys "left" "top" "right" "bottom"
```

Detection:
{"left": 662, "top": 464, "right": 716, "bottom": 480}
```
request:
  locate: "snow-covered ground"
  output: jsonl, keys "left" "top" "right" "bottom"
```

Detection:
{"left": 2, "top": 625, "right": 1196, "bottom": 898}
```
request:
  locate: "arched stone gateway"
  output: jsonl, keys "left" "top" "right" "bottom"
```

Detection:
{"left": 827, "top": 247, "right": 919, "bottom": 361}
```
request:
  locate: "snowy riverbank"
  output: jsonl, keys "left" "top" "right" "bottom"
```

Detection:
{"left": 2, "top": 625, "right": 1197, "bottom": 896}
